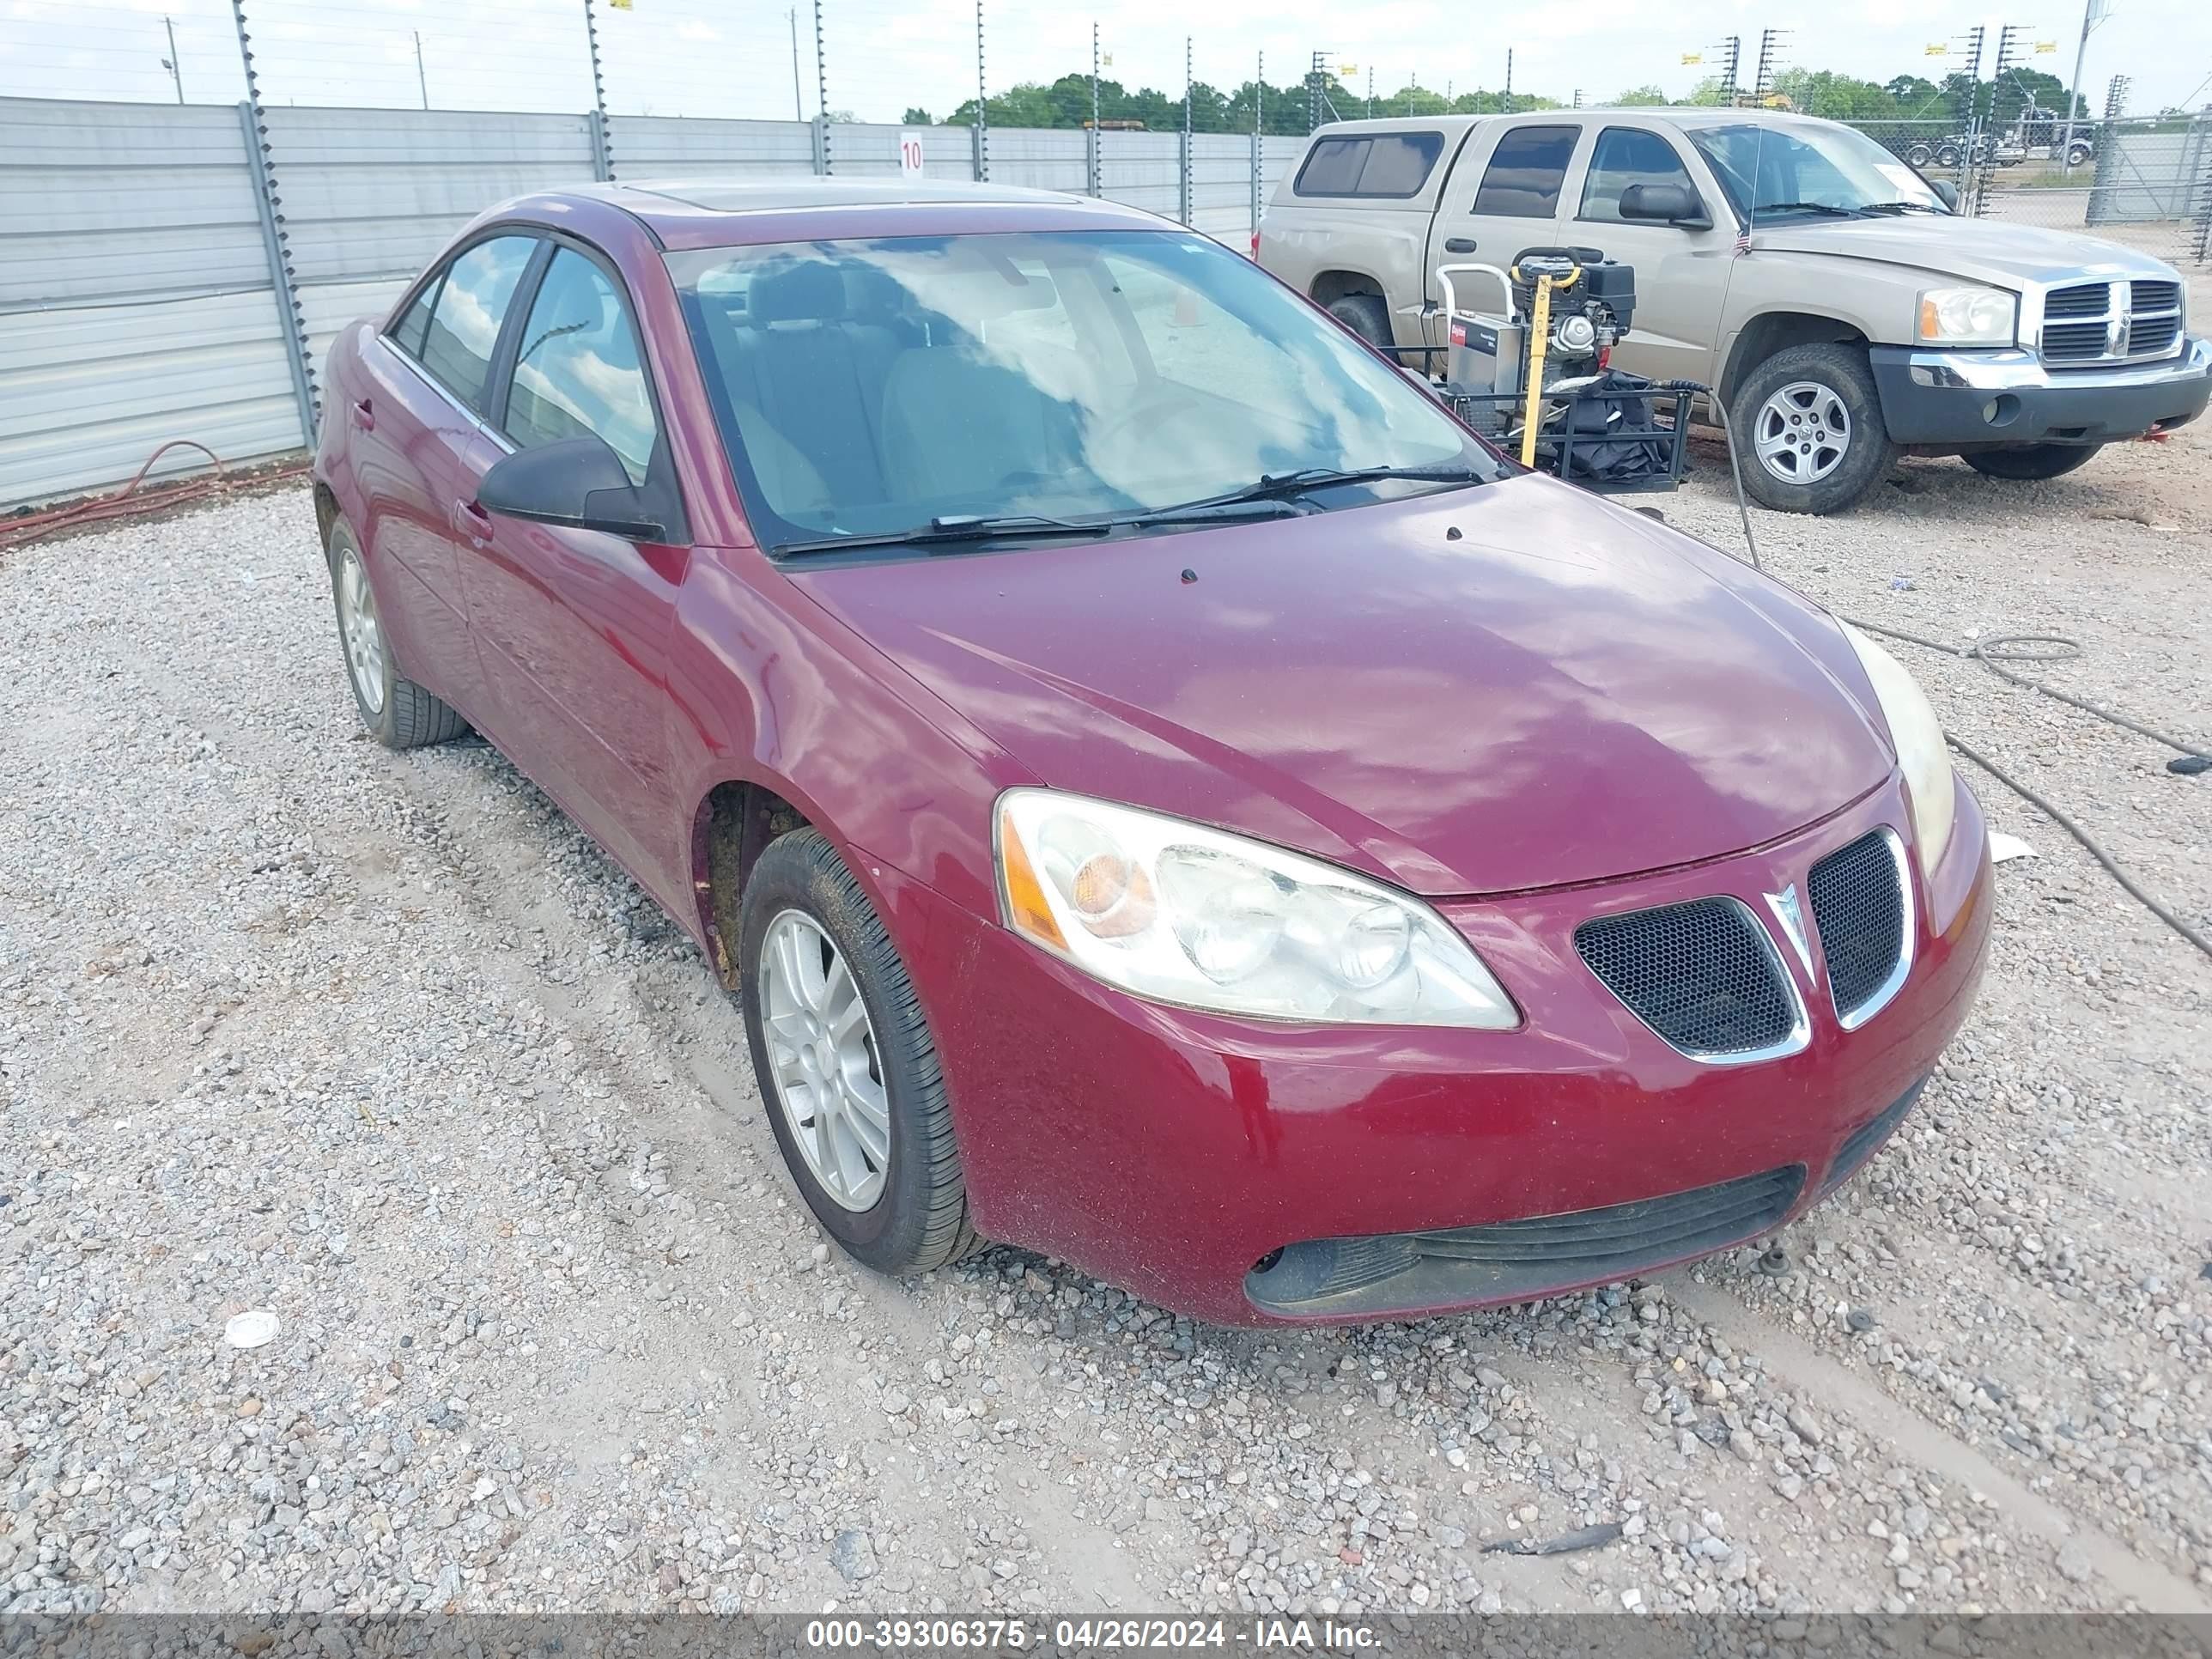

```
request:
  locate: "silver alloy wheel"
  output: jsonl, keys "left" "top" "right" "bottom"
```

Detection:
{"left": 336, "top": 547, "right": 387, "bottom": 715}
{"left": 1753, "top": 381, "right": 1852, "bottom": 486}
{"left": 760, "top": 909, "right": 890, "bottom": 1212}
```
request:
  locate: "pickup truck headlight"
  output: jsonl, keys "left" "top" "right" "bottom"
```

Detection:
{"left": 1917, "top": 284, "right": 2016, "bottom": 346}
{"left": 1841, "top": 624, "right": 1957, "bottom": 881}
{"left": 994, "top": 789, "right": 1519, "bottom": 1028}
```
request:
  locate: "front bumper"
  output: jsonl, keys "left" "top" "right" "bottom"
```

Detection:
{"left": 888, "top": 775, "right": 1992, "bottom": 1326}
{"left": 1869, "top": 337, "right": 2212, "bottom": 447}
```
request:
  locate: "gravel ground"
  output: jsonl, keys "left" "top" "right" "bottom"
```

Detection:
{"left": 4, "top": 353, "right": 2211, "bottom": 1621}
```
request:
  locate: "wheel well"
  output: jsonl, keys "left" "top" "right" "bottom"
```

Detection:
{"left": 312, "top": 482, "right": 339, "bottom": 549}
{"left": 695, "top": 780, "right": 811, "bottom": 989}
{"left": 1720, "top": 313, "right": 1870, "bottom": 404}
{"left": 1310, "top": 270, "right": 1386, "bottom": 310}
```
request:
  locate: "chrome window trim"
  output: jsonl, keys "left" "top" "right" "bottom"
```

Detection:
{"left": 1829, "top": 825, "right": 1916, "bottom": 1032}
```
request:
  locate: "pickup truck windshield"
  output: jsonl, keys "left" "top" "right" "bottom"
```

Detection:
{"left": 1686, "top": 121, "right": 1948, "bottom": 218}
{"left": 667, "top": 229, "right": 1501, "bottom": 552}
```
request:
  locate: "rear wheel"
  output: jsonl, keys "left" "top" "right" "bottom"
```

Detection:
{"left": 1936, "top": 143, "right": 1963, "bottom": 168}
{"left": 1325, "top": 293, "right": 1394, "bottom": 355}
{"left": 325, "top": 520, "right": 468, "bottom": 749}
{"left": 738, "top": 828, "right": 981, "bottom": 1275}
{"left": 1963, "top": 442, "right": 2104, "bottom": 481}
{"left": 1905, "top": 142, "right": 1935, "bottom": 167}
{"left": 1729, "top": 343, "right": 1897, "bottom": 514}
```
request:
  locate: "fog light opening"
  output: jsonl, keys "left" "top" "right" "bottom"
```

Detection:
{"left": 1981, "top": 394, "right": 2021, "bottom": 428}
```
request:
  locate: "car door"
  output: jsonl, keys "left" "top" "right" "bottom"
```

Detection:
{"left": 1426, "top": 118, "right": 1587, "bottom": 346}
{"left": 345, "top": 233, "right": 539, "bottom": 715}
{"left": 1565, "top": 124, "right": 1736, "bottom": 386}
{"left": 455, "top": 240, "right": 688, "bottom": 894}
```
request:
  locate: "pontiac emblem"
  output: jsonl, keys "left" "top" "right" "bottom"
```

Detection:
{"left": 1766, "top": 884, "right": 1814, "bottom": 976}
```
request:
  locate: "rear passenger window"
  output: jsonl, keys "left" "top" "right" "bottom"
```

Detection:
{"left": 416, "top": 235, "right": 537, "bottom": 412}
{"left": 503, "top": 247, "right": 660, "bottom": 485}
{"left": 1294, "top": 131, "right": 1444, "bottom": 198}
{"left": 1472, "top": 125, "right": 1579, "bottom": 216}
{"left": 1578, "top": 127, "right": 1697, "bottom": 222}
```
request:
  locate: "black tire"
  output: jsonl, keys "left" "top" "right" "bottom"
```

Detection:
{"left": 1936, "top": 143, "right": 1962, "bottom": 168}
{"left": 1905, "top": 143, "right": 1935, "bottom": 167}
{"left": 1729, "top": 343, "right": 1898, "bottom": 515}
{"left": 325, "top": 519, "right": 469, "bottom": 749}
{"left": 1325, "top": 292, "right": 1394, "bottom": 354}
{"left": 738, "top": 828, "right": 981, "bottom": 1276}
{"left": 2066, "top": 144, "right": 2092, "bottom": 167}
{"left": 1963, "top": 442, "right": 2105, "bottom": 482}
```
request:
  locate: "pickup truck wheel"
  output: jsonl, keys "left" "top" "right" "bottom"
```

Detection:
{"left": 1963, "top": 442, "right": 2104, "bottom": 482}
{"left": 1325, "top": 294, "right": 1394, "bottom": 355}
{"left": 1730, "top": 343, "right": 1897, "bottom": 515}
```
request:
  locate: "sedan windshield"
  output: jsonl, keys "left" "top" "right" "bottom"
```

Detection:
{"left": 667, "top": 229, "right": 1501, "bottom": 551}
{"left": 1686, "top": 120, "right": 1948, "bottom": 218}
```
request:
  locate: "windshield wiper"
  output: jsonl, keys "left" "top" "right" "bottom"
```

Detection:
{"left": 775, "top": 513, "right": 1115, "bottom": 557}
{"left": 1163, "top": 463, "right": 1487, "bottom": 514}
{"left": 1858, "top": 200, "right": 1943, "bottom": 215}
{"left": 1748, "top": 201, "right": 1856, "bottom": 218}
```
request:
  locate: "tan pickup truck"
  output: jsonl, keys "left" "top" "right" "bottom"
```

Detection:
{"left": 1257, "top": 108, "right": 2210, "bottom": 513}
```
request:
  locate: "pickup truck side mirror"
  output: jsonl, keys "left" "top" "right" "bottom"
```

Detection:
{"left": 1618, "top": 182, "right": 1712, "bottom": 230}
{"left": 1931, "top": 179, "right": 1960, "bottom": 210}
{"left": 477, "top": 435, "right": 667, "bottom": 543}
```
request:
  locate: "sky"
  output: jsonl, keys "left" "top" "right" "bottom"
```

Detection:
{"left": 1, "top": 0, "right": 2207, "bottom": 127}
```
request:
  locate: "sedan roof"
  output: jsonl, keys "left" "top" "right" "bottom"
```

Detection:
{"left": 553, "top": 177, "right": 1174, "bottom": 250}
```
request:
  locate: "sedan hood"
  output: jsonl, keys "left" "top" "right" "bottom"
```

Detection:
{"left": 1752, "top": 214, "right": 2180, "bottom": 289}
{"left": 791, "top": 476, "right": 1894, "bottom": 896}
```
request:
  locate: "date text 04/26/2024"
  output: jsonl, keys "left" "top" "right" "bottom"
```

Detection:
{"left": 801, "top": 1618, "right": 1382, "bottom": 1650}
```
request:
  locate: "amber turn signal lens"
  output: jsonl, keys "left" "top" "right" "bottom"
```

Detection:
{"left": 997, "top": 808, "right": 1066, "bottom": 949}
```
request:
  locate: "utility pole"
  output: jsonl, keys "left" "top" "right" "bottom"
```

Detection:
{"left": 1089, "top": 21, "right": 1102, "bottom": 196}
{"left": 582, "top": 0, "right": 612, "bottom": 181}
{"left": 1716, "top": 35, "right": 1741, "bottom": 105}
{"left": 973, "top": 0, "right": 987, "bottom": 182}
{"left": 1307, "top": 50, "right": 1326, "bottom": 133}
{"left": 1181, "top": 33, "right": 1192, "bottom": 226}
{"left": 2058, "top": 0, "right": 2112, "bottom": 172}
{"left": 161, "top": 15, "right": 184, "bottom": 102}
{"left": 1753, "top": 27, "right": 1788, "bottom": 102}
{"left": 787, "top": 9, "right": 803, "bottom": 122}
{"left": 412, "top": 31, "right": 428, "bottom": 110}
{"left": 1367, "top": 65, "right": 1374, "bottom": 120}
{"left": 1504, "top": 48, "right": 1513, "bottom": 114}
{"left": 1251, "top": 49, "right": 1263, "bottom": 242}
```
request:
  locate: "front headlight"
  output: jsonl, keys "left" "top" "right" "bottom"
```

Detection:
{"left": 1917, "top": 284, "right": 2016, "bottom": 346}
{"left": 994, "top": 789, "right": 1518, "bottom": 1029}
{"left": 1840, "top": 623, "right": 1957, "bottom": 880}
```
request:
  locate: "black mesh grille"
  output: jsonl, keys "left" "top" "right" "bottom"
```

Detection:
{"left": 2044, "top": 283, "right": 2109, "bottom": 319}
{"left": 1575, "top": 898, "right": 1795, "bottom": 1055}
{"left": 2131, "top": 279, "right": 2181, "bottom": 314}
{"left": 1808, "top": 832, "right": 1906, "bottom": 1019}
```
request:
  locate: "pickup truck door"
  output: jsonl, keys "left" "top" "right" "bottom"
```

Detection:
{"left": 1425, "top": 119, "right": 1589, "bottom": 345}
{"left": 1561, "top": 122, "right": 1737, "bottom": 386}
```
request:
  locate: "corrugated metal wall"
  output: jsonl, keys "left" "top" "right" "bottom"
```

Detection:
{"left": 2, "top": 94, "right": 1310, "bottom": 509}
{"left": 1, "top": 98, "right": 303, "bottom": 507}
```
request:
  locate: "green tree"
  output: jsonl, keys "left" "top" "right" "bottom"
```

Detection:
{"left": 1613, "top": 84, "right": 1669, "bottom": 106}
{"left": 902, "top": 106, "right": 933, "bottom": 125}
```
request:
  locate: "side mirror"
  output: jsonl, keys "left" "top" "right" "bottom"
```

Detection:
{"left": 477, "top": 435, "right": 665, "bottom": 541}
{"left": 1931, "top": 179, "right": 1960, "bottom": 210}
{"left": 1618, "top": 182, "right": 1711, "bottom": 229}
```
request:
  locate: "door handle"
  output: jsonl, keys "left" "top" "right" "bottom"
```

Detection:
{"left": 1444, "top": 236, "right": 1478, "bottom": 254}
{"left": 454, "top": 500, "right": 493, "bottom": 546}
{"left": 349, "top": 398, "right": 374, "bottom": 432}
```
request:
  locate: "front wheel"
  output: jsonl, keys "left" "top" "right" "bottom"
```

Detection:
{"left": 1963, "top": 442, "right": 2104, "bottom": 481}
{"left": 1729, "top": 343, "right": 1898, "bottom": 514}
{"left": 738, "top": 829, "right": 981, "bottom": 1275}
{"left": 1905, "top": 143, "right": 1935, "bottom": 167}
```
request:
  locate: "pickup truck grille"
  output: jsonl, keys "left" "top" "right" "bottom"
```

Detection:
{"left": 2037, "top": 279, "right": 2185, "bottom": 366}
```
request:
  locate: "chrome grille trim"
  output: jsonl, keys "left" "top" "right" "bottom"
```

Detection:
{"left": 2029, "top": 277, "right": 2187, "bottom": 368}
{"left": 1814, "top": 827, "right": 1916, "bottom": 1030}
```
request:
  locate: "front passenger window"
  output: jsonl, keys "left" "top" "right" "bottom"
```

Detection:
{"left": 1579, "top": 128, "right": 1698, "bottom": 222}
{"left": 416, "top": 235, "right": 537, "bottom": 412}
{"left": 503, "top": 248, "right": 660, "bottom": 486}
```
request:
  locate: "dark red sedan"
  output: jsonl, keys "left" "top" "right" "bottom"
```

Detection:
{"left": 313, "top": 179, "right": 1990, "bottom": 1325}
